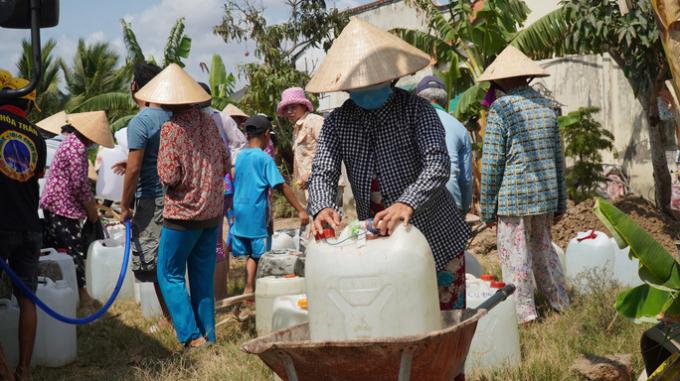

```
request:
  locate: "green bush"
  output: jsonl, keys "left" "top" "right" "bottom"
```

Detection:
{"left": 558, "top": 107, "right": 614, "bottom": 203}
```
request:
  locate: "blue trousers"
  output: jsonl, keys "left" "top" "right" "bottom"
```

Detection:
{"left": 157, "top": 226, "right": 217, "bottom": 343}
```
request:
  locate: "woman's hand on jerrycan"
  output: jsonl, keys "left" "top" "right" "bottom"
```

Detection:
{"left": 310, "top": 208, "right": 341, "bottom": 238}
{"left": 373, "top": 202, "right": 413, "bottom": 236}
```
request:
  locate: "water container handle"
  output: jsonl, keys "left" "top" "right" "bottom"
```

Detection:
{"left": 576, "top": 229, "right": 598, "bottom": 242}
{"left": 0, "top": 299, "right": 11, "bottom": 308}
{"left": 40, "top": 248, "right": 59, "bottom": 256}
{"left": 36, "top": 276, "right": 54, "bottom": 287}
{"left": 476, "top": 284, "right": 516, "bottom": 312}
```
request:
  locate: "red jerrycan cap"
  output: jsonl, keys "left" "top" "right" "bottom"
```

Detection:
{"left": 480, "top": 274, "right": 495, "bottom": 281}
{"left": 315, "top": 227, "right": 336, "bottom": 241}
{"left": 490, "top": 281, "right": 506, "bottom": 289}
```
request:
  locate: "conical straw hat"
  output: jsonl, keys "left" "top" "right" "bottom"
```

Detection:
{"left": 223, "top": 103, "right": 248, "bottom": 118}
{"left": 306, "top": 17, "right": 432, "bottom": 93}
{"left": 477, "top": 45, "right": 549, "bottom": 82}
{"left": 67, "top": 111, "right": 114, "bottom": 148}
{"left": 134, "top": 63, "right": 211, "bottom": 105}
{"left": 36, "top": 111, "right": 68, "bottom": 135}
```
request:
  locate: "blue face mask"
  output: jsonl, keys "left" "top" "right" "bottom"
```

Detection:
{"left": 349, "top": 85, "right": 393, "bottom": 110}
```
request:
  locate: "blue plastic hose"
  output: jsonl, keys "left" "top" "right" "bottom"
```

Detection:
{"left": 0, "top": 220, "right": 132, "bottom": 325}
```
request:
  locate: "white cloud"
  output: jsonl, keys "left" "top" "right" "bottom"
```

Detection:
{"left": 85, "top": 31, "right": 106, "bottom": 45}
{"left": 0, "top": 28, "right": 31, "bottom": 74}
{"left": 125, "top": 0, "right": 257, "bottom": 85}
{"left": 53, "top": 33, "right": 78, "bottom": 65}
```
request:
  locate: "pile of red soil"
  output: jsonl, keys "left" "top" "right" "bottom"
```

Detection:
{"left": 470, "top": 196, "right": 680, "bottom": 256}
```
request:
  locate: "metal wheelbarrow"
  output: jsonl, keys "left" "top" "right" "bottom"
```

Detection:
{"left": 242, "top": 284, "right": 516, "bottom": 381}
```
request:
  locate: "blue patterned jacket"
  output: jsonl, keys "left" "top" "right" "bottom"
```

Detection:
{"left": 480, "top": 86, "right": 566, "bottom": 222}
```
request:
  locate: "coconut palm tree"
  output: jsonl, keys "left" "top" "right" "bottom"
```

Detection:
{"left": 71, "top": 17, "right": 195, "bottom": 132}
{"left": 61, "top": 39, "right": 130, "bottom": 116}
{"left": 15, "top": 38, "right": 66, "bottom": 122}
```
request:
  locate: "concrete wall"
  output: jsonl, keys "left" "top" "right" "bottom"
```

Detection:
{"left": 535, "top": 54, "right": 657, "bottom": 201}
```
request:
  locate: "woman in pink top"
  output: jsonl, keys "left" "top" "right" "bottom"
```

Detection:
{"left": 135, "top": 64, "right": 230, "bottom": 349}
{"left": 40, "top": 111, "right": 114, "bottom": 302}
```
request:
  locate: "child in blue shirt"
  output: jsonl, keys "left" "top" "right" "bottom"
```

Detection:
{"left": 232, "top": 115, "right": 310, "bottom": 295}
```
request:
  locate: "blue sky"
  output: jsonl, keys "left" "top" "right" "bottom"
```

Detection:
{"left": 0, "top": 0, "right": 364, "bottom": 87}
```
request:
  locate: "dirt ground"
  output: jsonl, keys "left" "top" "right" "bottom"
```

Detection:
{"left": 469, "top": 195, "right": 680, "bottom": 257}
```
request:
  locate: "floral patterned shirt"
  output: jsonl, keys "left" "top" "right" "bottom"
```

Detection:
{"left": 40, "top": 133, "right": 91, "bottom": 220}
{"left": 157, "top": 108, "right": 230, "bottom": 222}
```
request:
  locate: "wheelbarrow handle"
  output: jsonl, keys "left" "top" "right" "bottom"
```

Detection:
{"left": 476, "top": 284, "right": 516, "bottom": 312}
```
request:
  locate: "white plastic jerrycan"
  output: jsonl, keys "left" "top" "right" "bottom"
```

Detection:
{"left": 0, "top": 299, "right": 20, "bottom": 368}
{"left": 272, "top": 294, "right": 309, "bottom": 332}
{"left": 40, "top": 248, "right": 79, "bottom": 304}
{"left": 86, "top": 239, "right": 135, "bottom": 303}
{"left": 271, "top": 231, "right": 297, "bottom": 251}
{"left": 305, "top": 223, "right": 442, "bottom": 342}
{"left": 95, "top": 145, "right": 127, "bottom": 202}
{"left": 566, "top": 230, "right": 615, "bottom": 285}
{"left": 34, "top": 277, "right": 77, "bottom": 367}
{"left": 256, "top": 276, "right": 306, "bottom": 336}
{"left": 610, "top": 238, "right": 643, "bottom": 288}
{"left": 464, "top": 274, "right": 521, "bottom": 371}
{"left": 136, "top": 280, "right": 163, "bottom": 318}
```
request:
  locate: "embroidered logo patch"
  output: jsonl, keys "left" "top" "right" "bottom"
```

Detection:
{"left": 0, "top": 130, "right": 37, "bottom": 182}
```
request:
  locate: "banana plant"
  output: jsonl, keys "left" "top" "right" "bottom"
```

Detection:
{"left": 593, "top": 198, "right": 680, "bottom": 322}
{"left": 200, "top": 54, "right": 236, "bottom": 111}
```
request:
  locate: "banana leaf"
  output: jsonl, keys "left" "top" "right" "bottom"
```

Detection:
{"left": 615, "top": 284, "right": 675, "bottom": 322}
{"left": 593, "top": 199, "right": 680, "bottom": 290}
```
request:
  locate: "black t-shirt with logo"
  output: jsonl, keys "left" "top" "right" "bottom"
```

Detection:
{"left": 0, "top": 106, "right": 47, "bottom": 232}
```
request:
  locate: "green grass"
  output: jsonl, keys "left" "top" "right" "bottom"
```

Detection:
{"left": 470, "top": 275, "right": 650, "bottom": 380}
{"left": 32, "top": 263, "right": 650, "bottom": 381}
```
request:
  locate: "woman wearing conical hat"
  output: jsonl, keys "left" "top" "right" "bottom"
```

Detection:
{"left": 478, "top": 45, "right": 570, "bottom": 324}
{"left": 306, "top": 18, "right": 471, "bottom": 311}
{"left": 134, "top": 63, "right": 231, "bottom": 349}
{"left": 40, "top": 110, "right": 114, "bottom": 305}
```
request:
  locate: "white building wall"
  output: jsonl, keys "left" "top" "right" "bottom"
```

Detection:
{"left": 535, "top": 54, "right": 657, "bottom": 201}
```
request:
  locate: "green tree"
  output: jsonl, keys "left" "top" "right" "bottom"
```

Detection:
{"left": 394, "top": 0, "right": 530, "bottom": 122}
{"left": 395, "top": 0, "right": 530, "bottom": 89}
{"left": 513, "top": 0, "right": 673, "bottom": 213}
{"left": 15, "top": 38, "right": 66, "bottom": 122}
{"left": 61, "top": 39, "right": 130, "bottom": 116}
{"left": 213, "top": 0, "right": 349, "bottom": 173}
{"left": 74, "top": 17, "right": 196, "bottom": 132}
{"left": 558, "top": 107, "right": 615, "bottom": 203}
{"left": 401, "top": 0, "right": 673, "bottom": 213}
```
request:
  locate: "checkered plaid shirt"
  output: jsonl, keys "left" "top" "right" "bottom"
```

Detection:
{"left": 480, "top": 86, "right": 567, "bottom": 222}
{"left": 307, "top": 88, "right": 471, "bottom": 271}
